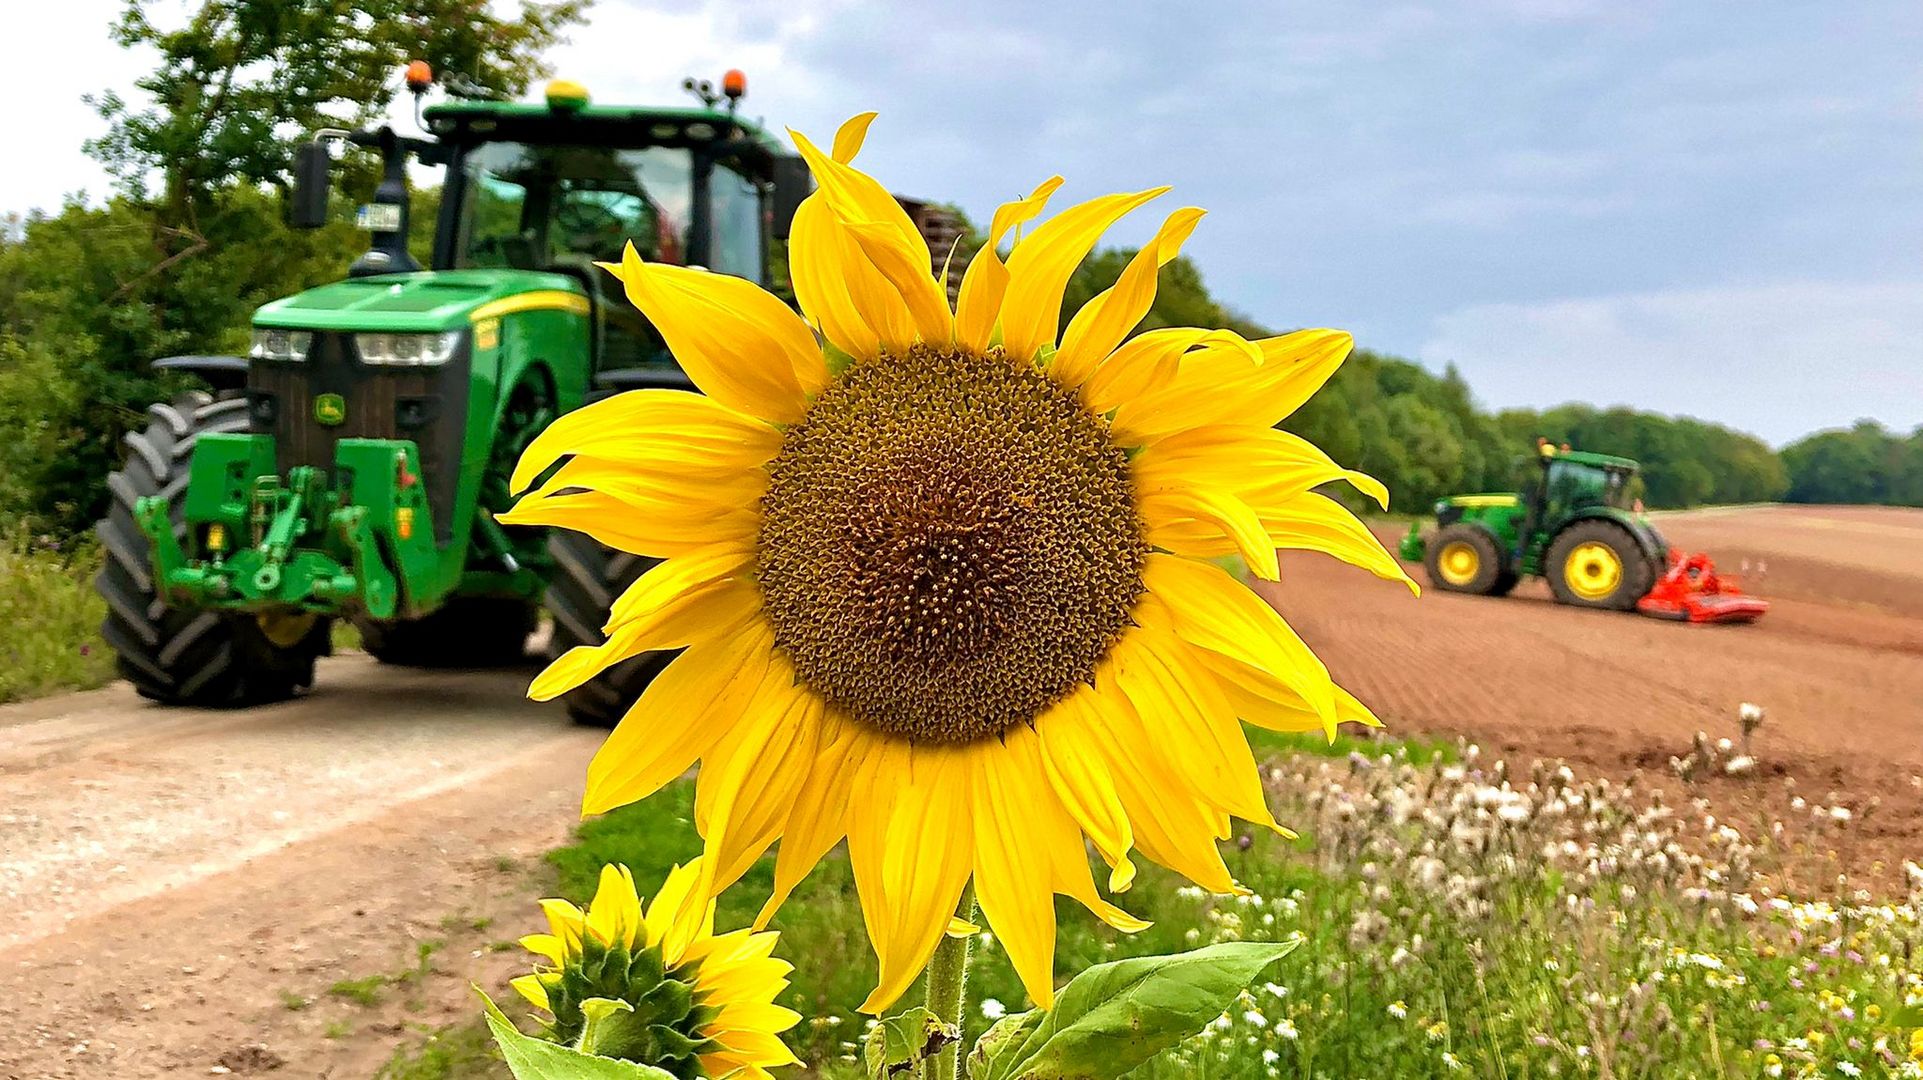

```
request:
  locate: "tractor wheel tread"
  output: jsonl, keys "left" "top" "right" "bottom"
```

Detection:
{"left": 1423, "top": 524, "right": 1506, "bottom": 596}
{"left": 542, "top": 529, "right": 672, "bottom": 727}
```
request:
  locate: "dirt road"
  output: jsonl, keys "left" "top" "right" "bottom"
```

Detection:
{"left": 0, "top": 655, "right": 597, "bottom": 1079}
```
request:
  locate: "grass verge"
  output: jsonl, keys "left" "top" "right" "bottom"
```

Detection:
{"left": 531, "top": 738, "right": 1923, "bottom": 1078}
{"left": 0, "top": 536, "right": 113, "bottom": 703}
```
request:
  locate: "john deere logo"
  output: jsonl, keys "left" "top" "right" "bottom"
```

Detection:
{"left": 314, "top": 393, "right": 347, "bottom": 426}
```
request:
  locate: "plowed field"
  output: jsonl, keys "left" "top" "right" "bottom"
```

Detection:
{"left": 1257, "top": 504, "right": 1923, "bottom": 873}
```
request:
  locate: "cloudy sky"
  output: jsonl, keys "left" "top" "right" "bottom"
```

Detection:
{"left": 8, "top": 1, "right": 1920, "bottom": 444}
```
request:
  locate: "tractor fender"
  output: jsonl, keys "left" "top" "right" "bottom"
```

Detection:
{"left": 153, "top": 355, "right": 249, "bottom": 392}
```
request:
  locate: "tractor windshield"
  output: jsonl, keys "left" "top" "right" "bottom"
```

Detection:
{"left": 453, "top": 141, "right": 695, "bottom": 272}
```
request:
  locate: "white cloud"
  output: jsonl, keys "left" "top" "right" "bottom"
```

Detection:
{"left": 1420, "top": 280, "right": 1923, "bottom": 445}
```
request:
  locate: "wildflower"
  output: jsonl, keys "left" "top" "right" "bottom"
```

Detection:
{"left": 1838, "top": 1061, "right": 1861, "bottom": 1077}
{"left": 980, "top": 997, "right": 1006, "bottom": 1020}
{"left": 1911, "top": 1028, "right": 1923, "bottom": 1061}
{"left": 1441, "top": 1051, "right": 1465, "bottom": 1070}
{"left": 512, "top": 861, "right": 798, "bottom": 1075}
{"left": 507, "top": 111, "right": 1397, "bottom": 1013}
{"left": 1763, "top": 1053, "right": 1783, "bottom": 1077}
{"left": 1276, "top": 1018, "right": 1300, "bottom": 1040}
{"left": 1388, "top": 1000, "right": 1408, "bottom": 1020}
{"left": 1427, "top": 1020, "right": 1449, "bottom": 1042}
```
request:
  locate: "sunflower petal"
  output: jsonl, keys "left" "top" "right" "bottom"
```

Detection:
{"left": 1137, "top": 488, "right": 1281, "bottom": 580}
{"left": 1088, "top": 677, "right": 1243, "bottom": 894}
{"left": 528, "top": 565, "right": 757, "bottom": 702}
{"left": 790, "top": 127, "right": 945, "bottom": 347}
{"left": 789, "top": 194, "right": 900, "bottom": 358}
{"left": 1140, "top": 554, "right": 1338, "bottom": 735}
{"left": 1051, "top": 207, "right": 1205, "bottom": 388}
{"left": 953, "top": 176, "right": 1065, "bottom": 353}
{"left": 508, "top": 387, "right": 781, "bottom": 496}
{"left": 598, "top": 244, "right": 817, "bottom": 422}
{"left": 849, "top": 742, "right": 974, "bottom": 1014}
{"left": 845, "top": 219, "right": 953, "bottom": 343}
{"left": 581, "top": 624, "right": 775, "bottom": 816}
{"left": 498, "top": 490, "right": 759, "bottom": 559}
{"left": 999, "top": 187, "right": 1169, "bottom": 362}
{"left": 756, "top": 715, "right": 873, "bottom": 929}
{"left": 1110, "top": 328, "right": 1352, "bottom": 442}
{"left": 972, "top": 726, "right": 1062, "bottom": 1008}
{"left": 692, "top": 658, "right": 825, "bottom": 896}
{"left": 1108, "top": 631, "right": 1282, "bottom": 833}
{"left": 1081, "top": 328, "right": 1249, "bottom": 415}
{"left": 1037, "top": 689, "right": 1137, "bottom": 892}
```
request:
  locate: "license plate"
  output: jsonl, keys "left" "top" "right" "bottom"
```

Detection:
{"left": 356, "top": 203, "right": 403, "bottom": 232}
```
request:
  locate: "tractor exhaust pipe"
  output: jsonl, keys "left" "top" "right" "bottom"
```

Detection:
{"left": 348, "top": 126, "right": 420, "bottom": 278}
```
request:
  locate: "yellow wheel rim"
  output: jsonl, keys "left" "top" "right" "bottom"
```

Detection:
{"left": 1564, "top": 541, "right": 1624, "bottom": 601}
{"left": 1437, "top": 541, "right": 1481, "bottom": 586}
{"left": 257, "top": 610, "right": 318, "bottom": 649}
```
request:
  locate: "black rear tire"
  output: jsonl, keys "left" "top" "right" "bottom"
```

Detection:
{"left": 1544, "top": 520, "right": 1653, "bottom": 611}
{"left": 94, "top": 393, "right": 330, "bottom": 706}
{"left": 541, "top": 529, "right": 677, "bottom": 727}
{"left": 1423, "top": 524, "right": 1506, "bottom": 596}
{"left": 354, "top": 597, "right": 537, "bottom": 668}
{"left": 1490, "top": 569, "right": 1521, "bottom": 597}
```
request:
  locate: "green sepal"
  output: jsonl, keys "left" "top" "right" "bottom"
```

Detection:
{"left": 974, "top": 939, "right": 1302, "bottom": 1080}
{"left": 479, "top": 987, "right": 678, "bottom": 1080}
{"left": 864, "top": 1005, "right": 959, "bottom": 1078}
{"left": 824, "top": 341, "right": 858, "bottom": 376}
{"left": 635, "top": 975, "right": 695, "bottom": 1025}
{"left": 644, "top": 1023, "right": 704, "bottom": 1062}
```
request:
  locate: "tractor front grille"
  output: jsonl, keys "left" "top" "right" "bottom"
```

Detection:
{"left": 246, "top": 331, "right": 471, "bottom": 544}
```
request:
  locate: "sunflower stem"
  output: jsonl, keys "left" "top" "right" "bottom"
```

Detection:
{"left": 923, "top": 883, "right": 976, "bottom": 1080}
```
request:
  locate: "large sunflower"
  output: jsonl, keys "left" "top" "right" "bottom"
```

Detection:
{"left": 504, "top": 113, "right": 1416, "bottom": 1014}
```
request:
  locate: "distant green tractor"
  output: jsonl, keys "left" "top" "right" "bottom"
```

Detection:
{"left": 1399, "top": 443, "right": 1669, "bottom": 610}
{"left": 95, "top": 70, "right": 829, "bottom": 723}
{"left": 1397, "top": 443, "right": 1768, "bottom": 621}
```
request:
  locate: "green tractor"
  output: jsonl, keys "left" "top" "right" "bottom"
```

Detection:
{"left": 95, "top": 71, "right": 823, "bottom": 723}
{"left": 1397, "top": 442, "right": 1768, "bottom": 621}
{"left": 1399, "top": 443, "right": 1664, "bottom": 609}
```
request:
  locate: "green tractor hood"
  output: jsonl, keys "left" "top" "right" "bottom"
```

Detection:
{"left": 253, "top": 269, "right": 586, "bottom": 332}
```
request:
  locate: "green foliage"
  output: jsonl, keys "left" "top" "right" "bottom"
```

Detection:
{"left": 0, "top": 536, "right": 114, "bottom": 702}
{"left": 379, "top": 1018, "right": 508, "bottom": 1080}
{"left": 86, "top": 0, "right": 588, "bottom": 207}
{"left": 971, "top": 941, "right": 1300, "bottom": 1080}
{"left": 329, "top": 973, "right": 388, "bottom": 1006}
{"left": 1781, "top": 420, "right": 1923, "bottom": 506}
{"left": 481, "top": 992, "right": 676, "bottom": 1080}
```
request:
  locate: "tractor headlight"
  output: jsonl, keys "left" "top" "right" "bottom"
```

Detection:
{"left": 354, "top": 331, "right": 462, "bottom": 367}
{"left": 249, "top": 328, "right": 313, "bottom": 362}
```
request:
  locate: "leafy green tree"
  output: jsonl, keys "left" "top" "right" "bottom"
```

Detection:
{"left": 86, "top": 0, "right": 588, "bottom": 214}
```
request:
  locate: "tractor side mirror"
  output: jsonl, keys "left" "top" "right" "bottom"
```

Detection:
{"left": 290, "top": 140, "right": 333, "bottom": 229}
{"left": 770, "top": 154, "right": 811, "bottom": 240}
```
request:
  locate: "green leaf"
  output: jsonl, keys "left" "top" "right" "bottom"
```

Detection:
{"left": 479, "top": 988, "right": 678, "bottom": 1080}
{"left": 980, "top": 939, "right": 1302, "bottom": 1080}
{"left": 863, "top": 1005, "right": 960, "bottom": 1078}
{"left": 967, "top": 1010, "right": 1043, "bottom": 1079}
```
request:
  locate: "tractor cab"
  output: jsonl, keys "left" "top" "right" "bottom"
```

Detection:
{"left": 420, "top": 83, "right": 800, "bottom": 379}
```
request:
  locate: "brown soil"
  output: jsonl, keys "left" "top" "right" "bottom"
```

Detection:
{"left": 1257, "top": 504, "right": 1923, "bottom": 884}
